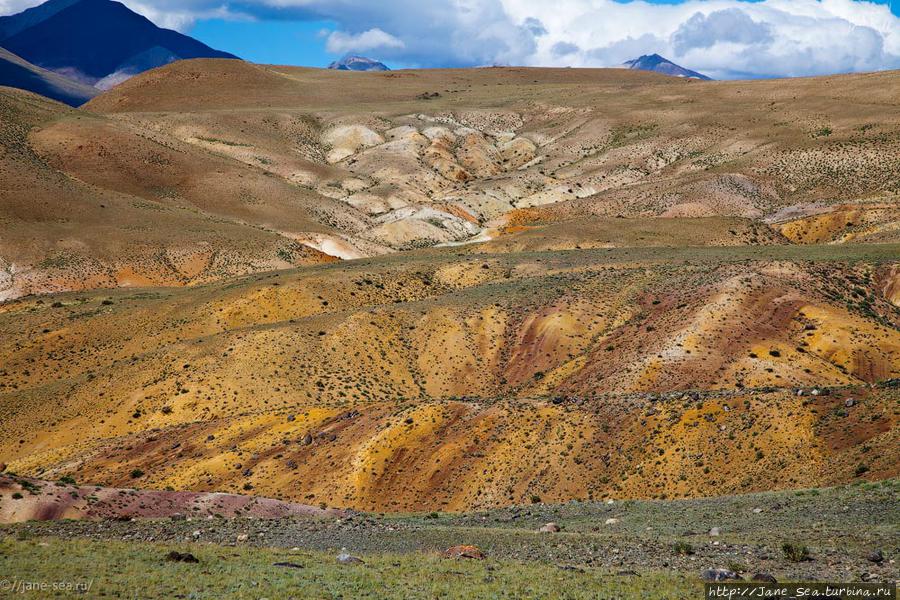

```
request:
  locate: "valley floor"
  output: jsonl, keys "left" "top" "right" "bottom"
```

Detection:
{"left": 1, "top": 481, "right": 895, "bottom": 598}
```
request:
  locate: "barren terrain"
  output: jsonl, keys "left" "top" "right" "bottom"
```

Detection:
{"left": 3, "top": 62, "right": 898, "bottom": 298}
{"left": 0, "top": 63, "right": 897, "bottom": 522}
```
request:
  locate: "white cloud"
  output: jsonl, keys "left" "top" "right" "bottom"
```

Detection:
{"left": 326, "top": 27, "right": 404, "bottom": 54}
{"left": 672, "top": 8, "right": 773, "bottom": 54}
{"left": 2, "top": 0, "right": 899, "bottom": 78}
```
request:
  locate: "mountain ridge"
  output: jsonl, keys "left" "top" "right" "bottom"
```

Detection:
{"left": 327, "top": 55, "right": 390, "bottom": 72}
{"left": 0, "top": 45, "right": 98, "bottom": 105}
{"left": 624, "top": 53, "right": 712, "bottom": 80}
{"left": 0, "top": 0, "right": 237, "bottom": 97}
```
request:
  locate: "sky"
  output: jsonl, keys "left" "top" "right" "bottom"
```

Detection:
{"left": 1, "top": 0, "right": 899, "bottom": 78}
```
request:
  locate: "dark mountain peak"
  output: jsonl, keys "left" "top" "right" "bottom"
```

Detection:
{"left": 0, "top": 0, "right": 82, "bottom": 40}
{"left": 0, "top": 0, "right": 238, "bottom": 88}
{"left": 623, "top": 54, "right": 712, "bottom": 81}
{"left": 327, "top": 55, "right": 390, "bottom": 72}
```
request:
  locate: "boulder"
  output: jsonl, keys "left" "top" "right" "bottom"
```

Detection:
{"left": 866, "top": 550, "right": 884, "bottom": 564}
{"left": 539, "top": 522, "right": 561, "bottom": 533}
{"left": 443, "top": 545, "right": 486, "bottom": 560}
{"left": 165, "top": 551, "right": 199, "bottom": 564}
{"left": 336, "top": 548, "right": 364, "bottom": 565}
{"left": 700, "top": 568, "right": 741, "bottom": 582}
{"left": 709, "top": 527, "right": 721, "bottom": 536}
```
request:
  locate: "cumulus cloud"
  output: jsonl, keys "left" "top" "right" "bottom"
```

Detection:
{"left": 326, "top": 28, "right": 404, "bottom": 54}
{"left": 672, "top": 8, "right": 773, "bottom": 54}
{"left": 550, "top": 41, "right": 579, "bottom": 57}
{"left": 2, "top": 0, "right": 899, "bottom": 78}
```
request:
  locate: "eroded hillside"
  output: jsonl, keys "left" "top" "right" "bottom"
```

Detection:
{"left": 0, "top": 63, "right": 898, "bottom": 513}
{"left": 3, "top": 62, "right": 898, "bottom": 298}
{"left": 1, "top": 244, "right": 897, "bottom": 510}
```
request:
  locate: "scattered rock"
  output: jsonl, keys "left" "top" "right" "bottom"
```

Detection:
{"left": 752, "top": 508, "right": 763, "bottom": 514}
{"left": 866, "top": 550, "right": 884, "bottom": 564}
{"left": 539, "top": 522, "right": 561, "bottom": 533}
{"left": 557, "top": 564, "right": 584, "bottom": 573}
{"left": 336, "top": 548, "right": 364, "bottom": 565}
{"left": 236, "top": 534, "right": 248, "bottom": 542}
{"left": 752, "top": 573, "right": 778, "bottom": 583}
{"left": 709, "top": 527, "right": 721, "bottom": 536}
{"left": 605, "top": 518, "right": 619, "bottom": 525}
{"left": 845, "top": 398, "right": 855, "bottom": 407}
{"left": 165, "top": 551, "right": 199, "bottom": 564}
{"left": 701, "top": 568, "right": 742, "bottom": 582}
{"left": 443, "top": 545, "right": 486, "bottom": 560}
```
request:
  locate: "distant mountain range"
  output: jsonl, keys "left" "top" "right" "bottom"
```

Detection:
{"left": 623, "top": 54, "right": 712, "bottom": 81}
{"left": 327, "top": 55, "right": 390, "bottom": 72}
{"left": 0, "top": 45, "right": 98, "bottom": 105}
{"left": 0, "top": 0, "right": 237, "bottom": 105}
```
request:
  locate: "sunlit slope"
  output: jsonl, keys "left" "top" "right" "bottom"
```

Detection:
{"left": 0, "top": 86, "right": 353, "bottom": 299}
{"left": 5, "top": 63, "right": 899, "bottom": 298}
{"left": 87, "top": 62, "right": 900, "bottom": 252}
{"left": 1, "top": 245, "right": 896, "bottom": 509}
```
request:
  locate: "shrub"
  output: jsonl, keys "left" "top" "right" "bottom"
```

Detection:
{"left": 855, "top": 464, "right": 869, "bottom": 477}
{"left": 130, "top": 469, "right": 144, "bottom": 479}
{"left": 673, "top": 541, "right": 694, "bottom": 556}
{"left": 782, "top": 542, "right": 810, "bottom": 562}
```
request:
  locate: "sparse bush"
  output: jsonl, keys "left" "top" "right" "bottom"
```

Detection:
{"left": 130, "top": 469, "right": 144, "bottom": 479}
{"left": 673, "top": 541, "right": 694, "bottom": 556}
{"left": 855, "top": 464, "right": 869, "bottom": 477}
{"left": 782, "top": 542, "right": 810, "bottom": 562}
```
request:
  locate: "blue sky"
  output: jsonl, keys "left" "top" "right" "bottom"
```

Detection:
{"left": 2, "top": 0, "right": 898, "bottom": 77}
{"left": 190, "top": 19, "right": 339, "bottom": 68}
{"left": 181, "top": 0, "right": 900, "bottom": 76}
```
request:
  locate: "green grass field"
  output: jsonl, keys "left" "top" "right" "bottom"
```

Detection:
{"left": 0, "top": 536, "right": 694, "bottom": 599}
